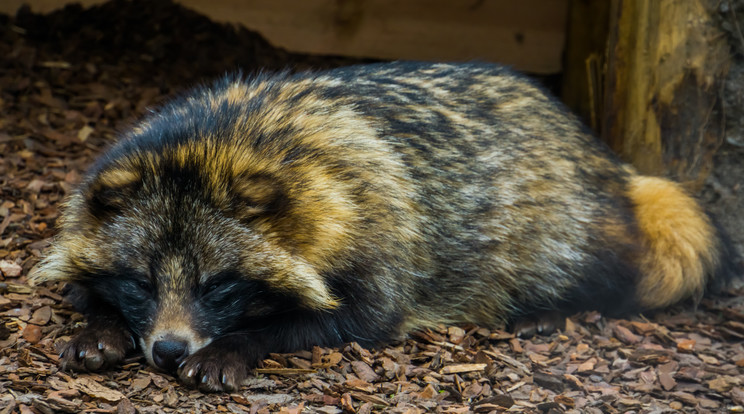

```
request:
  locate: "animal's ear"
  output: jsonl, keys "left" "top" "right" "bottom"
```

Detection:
{"left": 28, "top": 249, "right": 70, "bottom": 284}
{"left": 85, "top": 167, "right": 141, "bottom": 217}
{"left": 284, "top": 260, "right": 341, "bottom": 310}
{"left": 259, "top": 253, "right": 340, "bottom": 311}
{"left": 231, "top": 173, "right": 287, "bottom": 216}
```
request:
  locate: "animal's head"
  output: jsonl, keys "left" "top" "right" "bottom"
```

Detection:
{"left": 32, "top": 138, "right": 354, "bottom": 371}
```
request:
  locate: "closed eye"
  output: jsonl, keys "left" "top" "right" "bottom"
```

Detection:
{"left": 201, "top": 281, "right": 220, "bottom": 296}
{"left": 198, "top": 271, "right": 241, "bottom": 299}
{"left": 135, "top": 279, "right": 152, "bottom": 291}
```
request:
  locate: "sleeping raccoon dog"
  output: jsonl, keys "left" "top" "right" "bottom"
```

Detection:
{"left": 33, "top": 62, "right": 740, "bottom": 392}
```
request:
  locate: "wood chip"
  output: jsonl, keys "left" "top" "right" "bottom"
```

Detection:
{"left": 0, "top": 260, "right": 22, "bottom": 277}
{"left": 116, "top": 398, "right": 136, "bottom": 414}
{"left": 658, "top": 371, "right": 677, "bottom": 390}
{"left": 440, "top": 363, "right": 487, "bottom": 374}
{"left": 533, "top": 371, "right": 565, "bottom": 393}
{"left": 475, "top": 394, "right": 514, "bottom": 409}
{"left": 254, "top": 368, "right": 316, "bottom": 375}
{"left": 350, "top": 360, "right": 379, "bottom": 382}
{"left": 29, "top": 306, "right": 52, "bottom": 325}
{"left": 130, "top": 375, "right": 151, "bottom": 392}
{"left": 612, "top": 324, "right": 641, "bottom": 344}
{"left": 676, "top": 339, "right": 695, "bottom": 352}
{"left": 73, "top": 377, "right": 125, "bottom": 402}
{"left": 671, "top": 391, "right": 698, "bottom": 406}
{"left": 22, "top": 324, "right": 42, "bottom": 344}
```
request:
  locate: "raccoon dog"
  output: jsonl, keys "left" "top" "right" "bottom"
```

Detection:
{"left": 33, "top": 62, "right": 739, "bottom": 391}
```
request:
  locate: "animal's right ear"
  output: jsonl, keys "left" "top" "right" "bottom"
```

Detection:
{"left": 231, "top": 172, "right": 287, "bottom": 217}
{"left": 85, "top": 167, "right": 142, "bottom": 217}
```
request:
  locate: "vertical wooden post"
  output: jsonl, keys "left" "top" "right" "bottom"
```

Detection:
{"left": 561, "top": 0, "right": 611, "bottom": 131}
{"left": 602, "top": 0, "right": 730, "bottom": 191}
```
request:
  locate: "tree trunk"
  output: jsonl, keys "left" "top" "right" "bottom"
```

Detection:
{"left": 601, "top": 0, "right": 731, "bottom": 191}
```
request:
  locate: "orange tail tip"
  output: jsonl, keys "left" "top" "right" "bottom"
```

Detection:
{"left": 628, "top": 176, "right": 720, "bottom": 309}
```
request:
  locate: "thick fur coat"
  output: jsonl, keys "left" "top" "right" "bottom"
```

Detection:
{"left": 33, "top": 62, "right": 739, "bottom": 391}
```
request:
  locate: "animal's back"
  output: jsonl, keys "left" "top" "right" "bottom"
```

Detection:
{"left": 301, "top": 62, "right": 736, "bottom": 329}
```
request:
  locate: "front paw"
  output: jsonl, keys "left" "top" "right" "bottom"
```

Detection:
{"left": 177, "top": 347, "right": 253, "bottom": 392}
{"left": 60, "top": 325, "right": 136, "bottom": 372}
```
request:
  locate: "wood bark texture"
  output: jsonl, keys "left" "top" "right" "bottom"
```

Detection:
{"left": 602, "top": 0, "right": 731, "bottom": 191}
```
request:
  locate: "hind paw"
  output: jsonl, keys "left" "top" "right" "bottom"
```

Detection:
{"left": 511, "top": 312, "right": 566, "bottom": 338}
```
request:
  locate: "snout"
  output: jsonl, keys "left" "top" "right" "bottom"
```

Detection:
{"left": 141, "top": 299, "right": 212, "bottom": 371}
{"left": 151, "top": 336, "right": 189, "bottom": 372}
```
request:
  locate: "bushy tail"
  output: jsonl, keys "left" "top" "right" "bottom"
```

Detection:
{"left": 627, "top": 176, "right": 736, "bottom": 309}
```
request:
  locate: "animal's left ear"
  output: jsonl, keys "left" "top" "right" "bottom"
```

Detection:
{"left": 28, "top": 253, "right": 62, "bottom": 284}
{"left": 288, "top": 260, "right": 340, "bottom": 310}
{"left": 260, "top": 253, "right": 340, "bottom": 311}
{"left": 28, "top": 244, "right": 76, "bottom": 284}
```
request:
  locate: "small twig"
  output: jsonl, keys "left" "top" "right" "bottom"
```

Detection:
{"left": 254, "top": 368, "right": 316, "bottom": 375}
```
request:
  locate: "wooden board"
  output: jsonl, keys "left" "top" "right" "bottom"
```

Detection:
{"left": 2, "top": 0, "right": 106, "bottom": 13}
{"left": 1, "top": 0, "right": 568, "bottom": 74}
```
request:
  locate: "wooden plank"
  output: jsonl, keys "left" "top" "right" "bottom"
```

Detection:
{"left": 602, "top": 0, "right": 730, "bottom": 191}
{"left": 176, "top": 0, "right": 568, "bottom": 73}
{"left": 2, "top": 0, "right": 106, "bottom": 14}
{"left": 2, "top": 0, "right": 568, "bottom": 74}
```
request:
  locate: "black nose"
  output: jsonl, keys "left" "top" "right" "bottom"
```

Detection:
{"left": 152, "top": 338, "right": 189, "bottom": 372}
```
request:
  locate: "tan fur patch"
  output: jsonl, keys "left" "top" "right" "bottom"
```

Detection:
{"left": 232, "top": 173, "right": 281, "bottom": 216}
{"left": 29, "top": 194, "right": 96, "bottom": 283}
{"left": 97, "top": 167, "right": 141, "bottom": 189}
{"left": 629, "top": 176, "right": 718, "bottom": 308}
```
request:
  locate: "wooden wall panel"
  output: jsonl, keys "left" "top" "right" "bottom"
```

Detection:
{"left": 1, "top": 0, "right": 568, "bottom": 74}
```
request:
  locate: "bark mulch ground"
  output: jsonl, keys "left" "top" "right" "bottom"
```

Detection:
{"left": 1, "top": 1, "right": 743, "bottom": 413}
